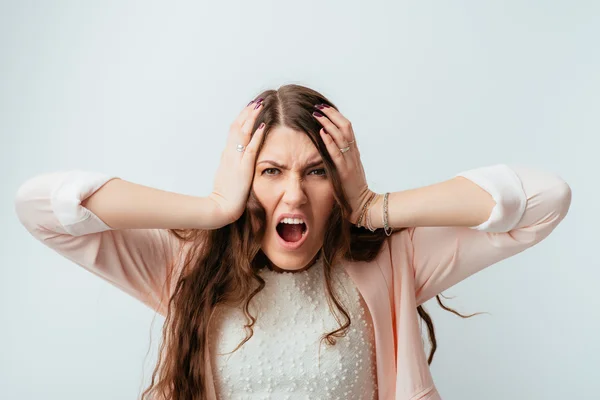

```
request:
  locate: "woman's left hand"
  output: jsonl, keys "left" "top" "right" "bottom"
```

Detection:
{"left": 312, "top": 104, "right": 375, "bottom": 225}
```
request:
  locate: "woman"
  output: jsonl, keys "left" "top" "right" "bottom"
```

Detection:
{"left": 15, "top": 84, "right": 572, "bottom": 400}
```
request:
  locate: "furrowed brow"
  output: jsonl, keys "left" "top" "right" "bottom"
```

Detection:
{"left": 257, "top": 159, "right": 324, "bottom": 170}
{"left": 304, "top": 160, "right": 325, "bottom": 169}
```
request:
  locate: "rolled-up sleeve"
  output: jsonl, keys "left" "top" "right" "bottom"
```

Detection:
{"left": 406, "top": 164, "right": 572, "bottom": 306}
{"left": 14, "top": 171, "right": 181, "bottom": 315}
{"left": 455, "top": 164, "right": 528, "bottom": 232}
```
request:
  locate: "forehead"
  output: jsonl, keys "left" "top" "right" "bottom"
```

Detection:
{"left": 258, "top": 125, "right": 320, "bottom": 162}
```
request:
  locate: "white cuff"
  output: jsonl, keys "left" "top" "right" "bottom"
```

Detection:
{"left": 455, "top": 164, "right": 527, "bottom": 233}
{"left": 50, "top": 171, "right": 120, "bottom": 236}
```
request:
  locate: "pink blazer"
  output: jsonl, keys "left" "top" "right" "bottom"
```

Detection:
{"left": 14, "top": 164, "right": 572, "bottom": 400}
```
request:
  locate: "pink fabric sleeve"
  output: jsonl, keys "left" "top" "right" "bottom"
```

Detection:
{"left": 14, "top": 171, "right": 182, "bottom": 315}
{"left": 407, "top": 164, "right": 572, "bottom": 306}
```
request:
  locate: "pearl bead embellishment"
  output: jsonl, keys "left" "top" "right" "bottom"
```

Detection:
{"left": 208, "top": 257, "right": 378, "bottom": 399}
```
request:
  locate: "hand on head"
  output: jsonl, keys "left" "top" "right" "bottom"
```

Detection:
{"left": 209, "top": 94, "right": 376, "bottom": 229}
{"left": 312, "top": 104, "right": 375, "bottom": 225}
{"left": 208, "top": 98, "right": 266, "bottom": 226}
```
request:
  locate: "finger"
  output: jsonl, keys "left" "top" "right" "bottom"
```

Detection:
{"left": 314, "top": 104, "right": 355, "bottom": 141}
{"left": 230, "top": 101, "right": 263, "bottom": 150}
{"left": 319, "top": 127, "right": 347, "bottom": 166}
{"left": 233, "top": 97, "right": 264, "bottom": 128}
{"left": 242, "top": 122, "right": 266, "bottom": 162}
{"left": 313, "top": 110, "right": 349, "bottom": 151}
{"left": 239, "top": 102, "right": 264, "bottom": 136}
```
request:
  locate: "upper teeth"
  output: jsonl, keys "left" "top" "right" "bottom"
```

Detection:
{"left": 281, "top": 217, "right": 305, "bottom": 225}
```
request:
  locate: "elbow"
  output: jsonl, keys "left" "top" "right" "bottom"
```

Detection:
{"left": 512, "top": 178, "right": 572, "bottom": 246}
{"left": 554, "top": 181, "right": 572, "bottom": 223}
{"left": 14, "top": 175, "right": 41, "bottom": 229}
{"left": 535, "top": 169, "right": 573, "bottom": 225}
{"left": 534, "top": 180, "right": 572, "bottom": 244}
{"left": 14, "top": 172, "right": 59, "bottom": 234}
{"left": 510, "top": 165, "right": 573, "bottom": 225}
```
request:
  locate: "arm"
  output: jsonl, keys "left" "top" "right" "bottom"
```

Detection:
{"left": 368, "top": 164, "right": 520, "bottom": 230}
{"left": 378, "top": 164, "right": 572, "bottom": 306}
{"left": 79, "top": 174, "right": 225, "bottom": 230}
{"left": 14, "top": 170, "right": 222, "bottom": 314}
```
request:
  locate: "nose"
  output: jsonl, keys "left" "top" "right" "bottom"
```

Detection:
{"left": 281, "top": 176, "right": 308, "bottom": 207}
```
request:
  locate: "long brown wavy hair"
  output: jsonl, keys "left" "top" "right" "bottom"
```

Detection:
{"left": 141, "top": 84, "right": 480, "bottom": 399}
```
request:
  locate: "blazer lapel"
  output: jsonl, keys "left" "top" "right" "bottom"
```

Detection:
{"left": 344, "top": 260, "right": 397, "bottom": 399}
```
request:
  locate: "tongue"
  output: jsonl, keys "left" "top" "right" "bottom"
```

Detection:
{"left": 279, "top": 223, "right": 303, "bottom": 242}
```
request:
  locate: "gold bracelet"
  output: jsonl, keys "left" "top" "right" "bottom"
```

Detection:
{"left": 356, "top": 192, "right": 377, "bottom": 228}
{"left": 356, "top": 195, "right": 371, "bottom": 227}
{"left": 383, "top": 192, "right": 393, "bottom": 236}
{"left": 365, "top": 194, "right": 380, "bottom": 232}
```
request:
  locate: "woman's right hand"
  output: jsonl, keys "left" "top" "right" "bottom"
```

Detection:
{"left": 208, "top": 98, "right": 267, "bottom": 227}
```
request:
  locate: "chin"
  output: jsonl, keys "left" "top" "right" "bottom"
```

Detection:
{"left": 264, "top": 250, "right": 313, "bottom": 271}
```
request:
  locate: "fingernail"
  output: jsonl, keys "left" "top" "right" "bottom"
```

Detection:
{"left": 314, "top": 104, "right": 325, "bottom": 110}
{"left": 313, "top": 110, "right": 324, "bottom": 117}
{"left": 254, "top": 101, "right": 262, "bottom": 110}
{"left": 321, "top": 104, "right": 330, "bottom": 108}
{"left": 259, "top": 122, "right": 265, "bottom": 129}
{"left": 256, "top": 98, "right": 264, "bottom": 103}
{"left": 247, "top": 100, "right": 255, "bottom": 106}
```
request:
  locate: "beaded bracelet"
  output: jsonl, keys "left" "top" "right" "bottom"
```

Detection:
{"left": 383, "top": 192, "right": 393, "bottom": 236}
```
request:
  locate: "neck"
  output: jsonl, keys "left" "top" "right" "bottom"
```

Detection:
{"left": 268, "top": 252, "right": 321, "bottom": 273}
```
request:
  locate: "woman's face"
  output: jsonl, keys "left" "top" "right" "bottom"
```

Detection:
{"left": 252, "top": 125, "right": 336, "bottom": 272}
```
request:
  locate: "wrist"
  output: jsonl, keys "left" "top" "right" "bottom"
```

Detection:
{"left": 367, "top": 194, "right": 385, "bottom": 230}
{"left": 355, "top": 190, "right": 378, "bottom": 227}
{"left": 203, "top": 195, "right": 238, "bottom": 230}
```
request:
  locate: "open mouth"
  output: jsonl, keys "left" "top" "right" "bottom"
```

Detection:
{"left": 276, "top": 220, "right": 308, "bottom": 243}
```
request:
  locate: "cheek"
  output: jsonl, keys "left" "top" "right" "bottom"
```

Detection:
{"left": 310, "top": 187, "right": 336, "bottom": 228}
{"left": 252, "top": 180, "right": 277, "bottom": 214}
{"left": 252, "top": 179, "right": 269, "bottom": 202}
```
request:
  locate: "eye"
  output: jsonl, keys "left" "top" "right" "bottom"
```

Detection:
{"left": 263, "top": 168, "right": 280, "bottom": 175}
{"left": 309, "top": 168, "right": 327, "bottom": 176}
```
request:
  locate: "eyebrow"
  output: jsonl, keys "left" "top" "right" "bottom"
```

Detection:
{"left": 256, "top": 159, "right": 324, "bottom": 170}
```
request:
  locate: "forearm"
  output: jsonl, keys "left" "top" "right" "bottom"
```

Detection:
{"left": 368, "top": 176, "right": 496, "bottom": 229}
{"left": 82, "top": 178, "right": 226, "bottom": 230}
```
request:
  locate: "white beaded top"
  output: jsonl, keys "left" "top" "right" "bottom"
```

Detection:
{"left": 208, "top": 256, "right": 378, "bottom": 399}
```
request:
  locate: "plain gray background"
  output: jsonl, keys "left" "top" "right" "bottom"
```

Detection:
{"left": 1, "top": 1, "right": 597, "bottom": 399}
